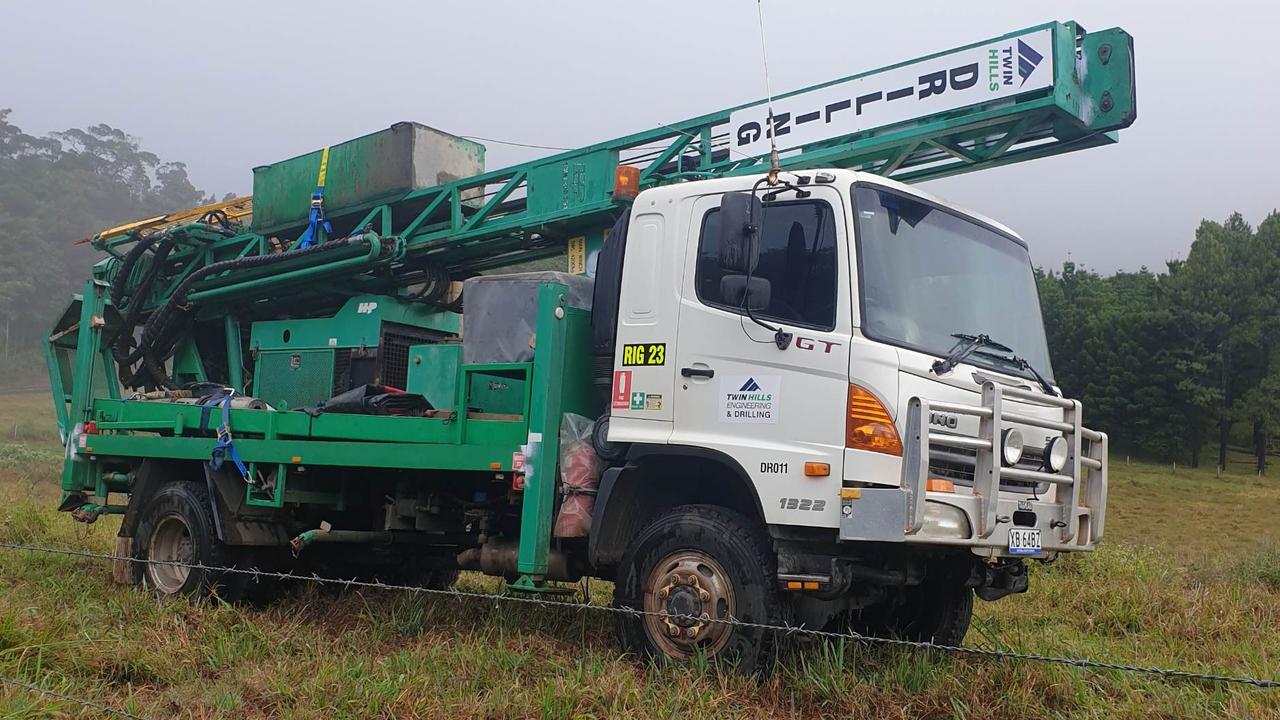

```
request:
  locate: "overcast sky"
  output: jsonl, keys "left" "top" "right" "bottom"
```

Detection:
{"left": 4, "top": 0, "right": 1277, "bottom": 273}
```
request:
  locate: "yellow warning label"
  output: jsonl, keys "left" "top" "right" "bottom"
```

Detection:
{"left": 567, "top": 236, "right": 586, "bottom": 274}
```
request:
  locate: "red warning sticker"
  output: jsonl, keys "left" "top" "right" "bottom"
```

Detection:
{"left": 612, "top": 370, "right": 633, "bottom": 410}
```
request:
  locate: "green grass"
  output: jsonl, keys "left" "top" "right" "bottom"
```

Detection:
{"left": 0, "top": 391, "right": 1277, "bottom": 719}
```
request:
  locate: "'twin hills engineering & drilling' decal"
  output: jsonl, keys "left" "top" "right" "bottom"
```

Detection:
{"left": 720, "top": 375, "right": 780, "bottom": 424}
{"left": 728, "top": 28, "right": 1054, "bottom": 158}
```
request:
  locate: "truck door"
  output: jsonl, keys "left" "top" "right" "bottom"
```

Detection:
{"left": 671, "top": 187, "right": 852, "bottom": 529}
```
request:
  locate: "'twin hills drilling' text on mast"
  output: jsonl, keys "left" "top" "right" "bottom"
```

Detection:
{"left": 46, "top": 20, "right": 1132, "bottom": 669}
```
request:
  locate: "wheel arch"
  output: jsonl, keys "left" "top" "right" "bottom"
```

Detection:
{"left": 119, "top": 459, "right": 288, "bottom": 546}
{"left": 589, "top": 444, "right": 767, "bottom": 572}
{"left": 119, "top": 458, "right": 198, "bottom": 541}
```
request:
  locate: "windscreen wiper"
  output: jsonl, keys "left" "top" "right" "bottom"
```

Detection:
{"left": 931, "top": 333, "right": 1012, "bottom": 375}
{"left": 972, "top": 349, "right": 1059, "bottom": 397}
{"left": 1015, "top": 356, "right": 1058, "bottom": 397}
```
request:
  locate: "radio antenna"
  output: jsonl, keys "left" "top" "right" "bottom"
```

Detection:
{"left": 756, "top": 0, "right": 781, "bottom": 186}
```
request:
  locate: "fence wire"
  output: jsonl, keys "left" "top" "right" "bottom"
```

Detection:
{"left": 0, "top": 671, "right": 144, "bottom": 719}
{"left": 0, "top": 539, "right": 1276, "bottom": 695}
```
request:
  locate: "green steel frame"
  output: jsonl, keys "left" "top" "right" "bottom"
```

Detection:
{"left": 87, "top": 21, "right": 1133, "bottom": 313}
{"left": 50, "top": 282, "right": 593, "bottom": 587}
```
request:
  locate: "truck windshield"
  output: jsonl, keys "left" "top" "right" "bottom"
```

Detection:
{"left": 852, "top": 186, "right": 1054, "bottom": 383}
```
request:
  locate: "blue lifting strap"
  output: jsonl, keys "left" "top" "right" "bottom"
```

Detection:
{"left": 203, "top": 393, "right": 250, "bottom": 482}
{"left": 297, "top": 146, "right": 332, "bottom": 249}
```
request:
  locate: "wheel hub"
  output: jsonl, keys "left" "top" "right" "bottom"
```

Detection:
{"left": 665, "top": 584, "right": 703, "bottom": 625}
{"left": 147, "top": 515, "right": 194, "bottom": 594}
{"left": 643, "top": 552, "right": 736, "bottom": 657}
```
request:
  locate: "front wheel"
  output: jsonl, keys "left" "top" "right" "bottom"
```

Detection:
{"left": 131, "top": 480, "right": 246, "bottom": 600}
{"left": 614, "top": 505, "right": 781, "bottom": 673}
{"left": 846, "top": 562, "right": 973, "bottom": 646}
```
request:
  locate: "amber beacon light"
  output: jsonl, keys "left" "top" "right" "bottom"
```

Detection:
{"left": 613, "top": 165, "right": 640, "bottom": 201}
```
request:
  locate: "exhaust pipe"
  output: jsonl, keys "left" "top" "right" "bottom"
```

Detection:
{"left": 456, "top": 540, "right": 581, "bottom": 582}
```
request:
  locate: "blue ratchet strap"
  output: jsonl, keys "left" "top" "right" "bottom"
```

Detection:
{"left": 197, "top": 391, "right": 227, "bottom": 432}
{"left": 204, "top": 393, "right": 250, "bottom": 483}
{"left": 297, "top": 146, "right": 332, "bottom": 249}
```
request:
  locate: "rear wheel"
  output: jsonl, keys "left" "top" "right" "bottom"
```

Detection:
{"left": 614, "top": 504, "right": 781, "bottom": 673}
{"left": 131, "top": 481, "right": 247, "bottom": 600}
{"left": 146, "top": 515, "right": 195, "bottom": 593}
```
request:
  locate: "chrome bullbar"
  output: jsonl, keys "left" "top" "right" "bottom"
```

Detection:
{"left": 840, "top": 382, "right": 1108, "bottom": 556}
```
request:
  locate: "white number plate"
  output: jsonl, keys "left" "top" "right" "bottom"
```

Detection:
{"left": 1008, "top": 528, "right": 1041, "bottom": 555}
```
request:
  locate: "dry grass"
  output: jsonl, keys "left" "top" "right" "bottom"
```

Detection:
{"left": 1105, "top": 457, "right": 1280, "bottom": 562}
{"left": 0, "top": 391, "right": 1277, "bottom": 719}
{"left": 0, "top": 389, "right": 59, "bottom": 448}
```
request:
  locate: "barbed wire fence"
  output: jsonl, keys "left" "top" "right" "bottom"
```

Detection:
{"left": 0, "top": 539, "right": 1275, "bottom": 718}
{"left": 0, "top": 672, "right": 144, "bottom": 719}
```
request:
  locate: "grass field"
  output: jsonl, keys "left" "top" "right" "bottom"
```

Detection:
{"left": 0, "top": 390, "right": 1277, "bottom": 719}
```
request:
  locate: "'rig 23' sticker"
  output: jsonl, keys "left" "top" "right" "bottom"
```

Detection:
{"left": 621, "top": 343, "right": 666, "bottom": 366}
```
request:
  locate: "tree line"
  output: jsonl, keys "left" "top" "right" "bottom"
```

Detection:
{"left": 1, "top": 109, "right": 1277, "bottom": 470}
{"left": 0, "top": 109, "right": 218, "bottom": 379}
{"left": 1039, "top": 211, "right": 1280, "bottom": 472}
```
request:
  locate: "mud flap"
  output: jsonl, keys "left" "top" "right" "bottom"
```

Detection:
{"left": 203, "top": 464, "right": 226, "bottom": 541}
{"left": 202, "top": 464, "right": 291, "bottom": 546}
{"left": 57, "top": 492, "right": 88, "bottom": 513}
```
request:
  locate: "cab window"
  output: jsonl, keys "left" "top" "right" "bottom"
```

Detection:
{"left": 696, "top": 199, "right": 838, "bottom": 330}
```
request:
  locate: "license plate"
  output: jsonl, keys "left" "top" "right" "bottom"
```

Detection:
{"left": 1008, "top": 528, "right": 1041, "bottom": 555}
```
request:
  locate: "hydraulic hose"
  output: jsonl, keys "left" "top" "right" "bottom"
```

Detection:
{"left": 136, "top": 234, "right": 371, "bottom": 389}
{"left": 107, "top": 232, "right": 177, "bottom": 387}
{"left": 107, "top": 231, "right": 153, "bottom": 312}
{"left": 403, "top": 261, "right": 452, "bottom": 305}
{"left": 104, "top": 232, "right": 153, "bottom": 385}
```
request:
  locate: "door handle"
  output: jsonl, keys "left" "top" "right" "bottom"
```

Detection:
{"left": 681, "top": 367, "right": 715, "bottom": 379}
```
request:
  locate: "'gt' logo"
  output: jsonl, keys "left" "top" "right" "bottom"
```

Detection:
{"left": 794, "top": 336, "right": 841, "bottom": 353}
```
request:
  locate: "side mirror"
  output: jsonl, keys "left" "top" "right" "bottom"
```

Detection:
{"left": 717, "top": 192, "right": 763, "bottom": 274}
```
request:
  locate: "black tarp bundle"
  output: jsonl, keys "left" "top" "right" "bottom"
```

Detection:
{"left": 300, "top": 384, "right": 431, "bottom": 418}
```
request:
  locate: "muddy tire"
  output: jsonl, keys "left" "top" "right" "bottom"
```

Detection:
{"left": 131, "top": 481, "right": 248, "bottom": 601}
{"left": 614, "top": 504, "right": 781, "bottom": 673}
{"left": 847, "top": 563, "right": 973, "bottom": 645}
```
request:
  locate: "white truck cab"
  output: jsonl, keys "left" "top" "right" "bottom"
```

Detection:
{"left": 598, "top": 169, "right": 1107, "bottom": 663}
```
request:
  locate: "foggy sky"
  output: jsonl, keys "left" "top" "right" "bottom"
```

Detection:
{"left": 3, "top": 0, "right": 1277, "bottom": 273}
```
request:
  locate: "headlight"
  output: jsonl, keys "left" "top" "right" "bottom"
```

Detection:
{"left": 1001, "top": 428, "right": 1024, "bottom": 467}
{"left": 1044, "top": 435, "right": 1069, "bottom": 473}
{"left": 923, "top": 501, "right": 971, "bottom": 539}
